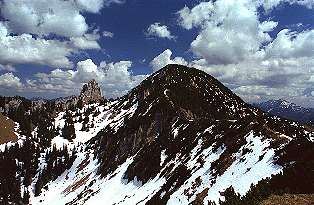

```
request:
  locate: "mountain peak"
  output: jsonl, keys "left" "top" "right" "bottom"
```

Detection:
{"left": 79, "top": 79, "right": 103, "bottom": 106}
{"left": 254, "top": 98, "right": 314, "bottom": 126}
{"left": 135, "top": 64, "right": 253, "bottom": 120}
{"left": 2, "top": 65, "right": 313, "bottom": 205}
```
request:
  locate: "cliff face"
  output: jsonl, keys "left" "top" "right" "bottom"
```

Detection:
{"left": 79, "top": 79, "right": 103, "bottom": 106}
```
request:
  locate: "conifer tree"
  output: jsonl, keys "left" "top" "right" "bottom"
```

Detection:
{"left": 62, "top": 111, "right": 76, "bottom": 141}
{"left": 22, "top": 188, "right": 30, "bottom": 204}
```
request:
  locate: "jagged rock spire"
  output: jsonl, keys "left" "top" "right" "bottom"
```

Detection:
{"left": 79, "top": 79, "right": 103, "bottom": 106}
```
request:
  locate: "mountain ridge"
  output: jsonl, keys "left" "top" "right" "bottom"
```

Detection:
{"left": 254, "top": 99, "right": 314, "bottom": 127}
{"left": 0, "top": 64, "right": 313, "bottom": 205}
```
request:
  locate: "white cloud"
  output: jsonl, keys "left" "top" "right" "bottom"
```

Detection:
{"left": 0, "top": 19, "right": 102, "bottom": 68}
{"left": 150, "top": 49, "right": 188, "bottom": 72}
{"left": 73, "top": 59, "right": 102, "bottom": 82}
{"left": 103, "top": 31, "right": 114, "bottom": 38}
{"left": 77, "top": 0, "right": 125, "bottom": 12}
{"left": 259, "top": 0, "right": 314, "bottom": 11}
{"left": 146, "top": 23, "right": 175, "bottom": 40}
{"left": 259, "top": 21, "right": 279, "bottom": 32}
{"left": 0, "top": 73, "right": 22, "bottom": 88}
{"left": 24, "top": 59, "right": 148, "bottom": 98}
{"left": 189, "top": 56, "right": 314, "bottom": 106}
{"left": 178, "top": 0, "right": 275, "bottom": 65}
{"left": 0, "top": 23, "right": 74, "bottom": 68}
{"left": 265, "top": 29, "right": 314, "bottom": 59}
{"left": 70, "top": 32, "right": 101, "bottom": 50}
{"left": 176, "top": 0, "right": 314, "bottom": 106}
{"left": 177, "top": 2, "right": 214, "bottom": 30}
{"left": 0, "top": 0, "right": 133, "bottom": 98}
{"left": 1, "top": 0, "right": 88, "bottom": 37}
{"left": 0, "top": 0, "right": 125, "bottom": 37}
{"left": 296, "top": 0, "right": 314, "bottom": 9}
{"left": 0, "top": 0, "right": 125, "bottom": 68}
{"left": 98, "top": 61, "right": 145, "bottom": 97}
{"left": 76, "top": 0, "right": 105, "bottom": 13}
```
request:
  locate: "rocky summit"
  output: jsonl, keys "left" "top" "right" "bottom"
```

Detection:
{"left": 79, "top": 79, "right": 103, "bottom": 106}
{"left": 0, "top": 64, "right": 313, "bottom": 205}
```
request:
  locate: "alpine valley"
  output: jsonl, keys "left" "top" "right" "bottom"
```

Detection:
{"left": 0, "top": 65, "right": 313, "bottom": 205}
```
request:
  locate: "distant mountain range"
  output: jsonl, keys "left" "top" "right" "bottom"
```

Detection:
{"left": 254, "top": 99, "right": 314, "bottom": 127}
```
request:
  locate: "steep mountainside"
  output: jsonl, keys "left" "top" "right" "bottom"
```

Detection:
{"left": 0, "top": 65, "right": 313, "bottom": 205}
{"left": 254, "top": 99, "right": 314, "bottom": 127}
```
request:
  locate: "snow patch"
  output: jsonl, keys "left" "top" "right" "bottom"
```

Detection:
{"left": 204, "top": 132, "right": 282, "bottom": 203}
{"left": 160, "top": 149, "right": 167, "bottom": 166}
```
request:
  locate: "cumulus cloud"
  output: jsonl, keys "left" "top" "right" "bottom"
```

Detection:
{"left": 146, "top": 23, "right": 175, "bottom": 40}
{"left": 265, "top": 29, "right": 314, "bottom": 59}
{"left": 0, "top": 73, "right": 22, "bottom": 88}
{"left": 0, "top": 0, "right": 122, "bottom": 68}
{"left": 178, "top": 0, "right": 276, "bottom": 65}
{"left": 0, "top": 23, "right": 74, "bottom": 68}
{"left": 175, "top": 0, "right": 314, "bottom": 106}
{"left": 98, "top": 61, "right": 145, "bottom": 97}
{"left": 177, "top": 2, "right": 214, "bottom": 30}
{"left": 0, "top": 24, "right": 73, "bottom": 68}
{"left": 150, "top": 49, "right": 188, "bottom": 72}
{"left": 1, "top": 0, "right": 124, "bottom": 37}
{"left": 73, "top": 59, "right": 102, "bottom": 82}
{"left": 76, "top": 0, "right": 105, "bottom": 13}
{"left": 1, "top": 0, "right": 88, "bottom": 37}
{"left": 21, "top": 59, "right": 148, "bottom": 98}
{"left": 188, "top": 56, "right": 314, "bottom": 107}
{"left": 70, "top": 32, "right": 101, "bottom": 50}
{"left": 0, "top": 0, "right": 135, "bottom": 98}
{"left": 259, "top": 0, "right": 314, "bottom": 11}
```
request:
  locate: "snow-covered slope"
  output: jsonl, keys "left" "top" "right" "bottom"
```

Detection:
{"left": 25, "top": 65, "right": 314, "bottom": 205}
{"left": 0, "top": 65, "right": 314, "bottom": 205}
{"left": 30, "top": 104, "right": 285, "bottom": 205}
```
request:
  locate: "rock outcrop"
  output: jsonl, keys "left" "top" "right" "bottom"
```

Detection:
{"left": 79, "top": 79, "right": 104, "bottom": 106}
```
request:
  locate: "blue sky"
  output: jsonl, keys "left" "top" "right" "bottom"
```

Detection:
{"left": 54, "top": 0, "right": 200, "bottom": 74}
{"left": 0, "top": 0, "right": 314, "bottom": 107}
